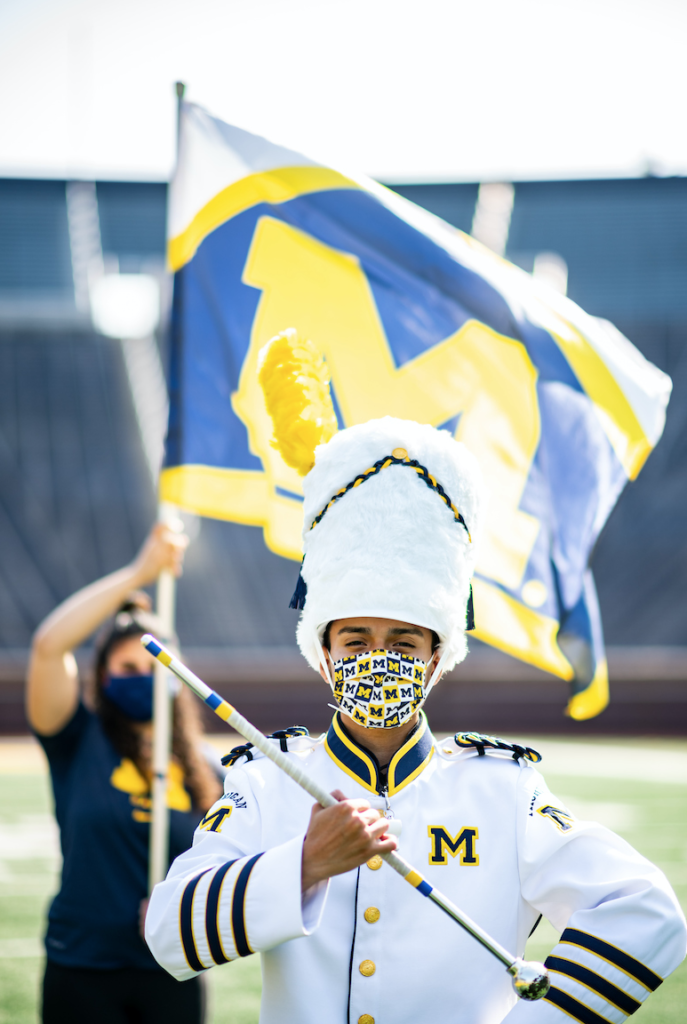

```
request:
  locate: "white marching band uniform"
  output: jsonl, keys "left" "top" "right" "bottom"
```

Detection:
{"left": 145, "top": 385, "right": 686, "bottom": 1022}
{"left": 146, "top": 719, "right": 686, "bottom": 1024}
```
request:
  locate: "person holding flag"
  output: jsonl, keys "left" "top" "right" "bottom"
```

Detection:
{"left": 145, "top": 332, "right": 686, "bottom": 1024}
{"left": 26, "top": 522, "right": 222, "bottom": 1024}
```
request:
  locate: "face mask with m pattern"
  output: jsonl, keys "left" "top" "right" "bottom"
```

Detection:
{"left": 330, "top": 649, "right": 428, "bottom": 729}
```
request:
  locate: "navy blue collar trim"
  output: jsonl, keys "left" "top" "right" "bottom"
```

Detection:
{"left": 324, "top": 712, "right": 434, "bottom": 796}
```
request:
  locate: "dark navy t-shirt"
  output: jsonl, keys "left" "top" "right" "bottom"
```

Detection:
{"left": 36, "top": 702, "right": 201, "bottom": 970}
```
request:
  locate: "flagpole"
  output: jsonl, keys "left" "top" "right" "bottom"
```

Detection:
{"left": 148, "top": 81, "right": 186, "bottom": 894}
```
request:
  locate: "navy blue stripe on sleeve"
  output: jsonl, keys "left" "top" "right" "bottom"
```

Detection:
{"left": 205, "top": 860, "right": 239, "bottom": 965}
{"left": 560, "top": 928, "right": 663, "bottom": 992}
{"left": 545, "top": 986, "right": 619, "bottom": 1024}
{"left": 231, "top": 853, "right": 264, "bottom": 957}
{"left": 180, "top": 868, "right": 212, "bottom": 972}
{"left": 546, "top": 956, "right": 641, "bottom": 1015}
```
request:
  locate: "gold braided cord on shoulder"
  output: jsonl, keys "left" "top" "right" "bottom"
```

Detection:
{"left": 257, "top": 329, "right": 338, "bottom": 476}
{"left": 310, "top": 454, "right": 471, "bottom": 542}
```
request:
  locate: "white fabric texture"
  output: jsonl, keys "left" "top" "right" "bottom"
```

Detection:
{"left": 169, "top": 101, "right": 318, "bottom": 240}
{"left": 296, "top": 416, "right": 484, "bottom": 672}
{"left": 145, "top": 730, "right": 686, "bottom": 1024}
{"left": 145, "top": 827, "right": 326, "bottom": 980}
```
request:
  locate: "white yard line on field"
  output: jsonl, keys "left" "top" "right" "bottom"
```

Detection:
{"left": 0, "top": 938, "right": 44, "bottom": 959}
{"left": 0, "top": 816, "right": 61, "bottom": 861}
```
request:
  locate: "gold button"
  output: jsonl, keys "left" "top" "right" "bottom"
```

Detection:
{"left": 364, "top": 906, "right": 380, "bottom": 924}
{"left": 392, "top": 447, "right": 408, "bottom": 460}
{"left": 359, "top": 959, "right": 376, "bottom": 977}
{"left": 366, "top": 855, "right": 383, "bottom": 870}
{"left": 359, "top": 1017, "right": 375, "bottom": 1024}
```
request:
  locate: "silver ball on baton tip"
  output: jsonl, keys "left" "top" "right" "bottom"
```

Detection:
{"left": 508, "top": 958, "right": 550, "bottom": 1000}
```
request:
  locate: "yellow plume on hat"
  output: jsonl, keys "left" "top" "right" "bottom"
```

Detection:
{"left": 257, "top": 328, "right": 339, "bottom": 477}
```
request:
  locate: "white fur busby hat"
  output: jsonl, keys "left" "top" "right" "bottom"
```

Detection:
{"left": 297, "top": 417, "right": 483, "bottom": 671}
{"left": 258, "top": 331, "right": 485, "bottom": 674}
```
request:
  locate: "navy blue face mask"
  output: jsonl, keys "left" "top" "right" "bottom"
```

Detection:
{"left": 103, "top": 674, "right": 154, "bottom": 721}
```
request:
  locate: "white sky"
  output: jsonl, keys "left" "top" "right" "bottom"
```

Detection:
{"left": 1, "top": 0, "right": 686, "bottom": 183}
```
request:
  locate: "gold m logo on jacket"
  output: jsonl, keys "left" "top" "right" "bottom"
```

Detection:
{"left": 198, "top": 806, "right": 234, "bottom": 833}
{"left": 428, "top": 826, "right": 479, "bottom": 865}
{"left": 537, "top": 805, "right": 575, "bottom": 832}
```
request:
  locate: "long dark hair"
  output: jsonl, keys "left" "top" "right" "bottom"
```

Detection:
{"left": 93, "top": 594, "right": 220, "bottom": 813}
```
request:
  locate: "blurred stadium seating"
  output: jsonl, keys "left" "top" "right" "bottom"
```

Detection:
{"left": 0, "top": 177, "right": 685, "bottom": 735}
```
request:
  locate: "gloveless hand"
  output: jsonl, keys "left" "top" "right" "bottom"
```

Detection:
{"left": 301, "top": 789, "right": 397, "bottom": 892}
{"left": 131, "top": 522, "right": 189, "bottom": 587}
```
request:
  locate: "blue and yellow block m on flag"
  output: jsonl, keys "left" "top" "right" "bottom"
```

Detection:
{"left": 161, "top": 102, "right": 672, "bottom": 720}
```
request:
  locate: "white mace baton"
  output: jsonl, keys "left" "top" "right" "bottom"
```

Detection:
{"left": 141, "top": 634, "right": 550, "bottom": 1001}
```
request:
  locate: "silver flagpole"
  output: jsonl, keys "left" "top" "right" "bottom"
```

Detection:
{"left": 148, "top": 81, "right": 186, "bottom": 894}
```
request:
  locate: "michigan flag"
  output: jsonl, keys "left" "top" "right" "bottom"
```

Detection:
{"left": 161, "top": 101, "right": 672, "bottom": 720}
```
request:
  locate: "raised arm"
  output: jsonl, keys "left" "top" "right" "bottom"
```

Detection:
{"left": 26, "top": 523, "right": 188, "bottom": 735}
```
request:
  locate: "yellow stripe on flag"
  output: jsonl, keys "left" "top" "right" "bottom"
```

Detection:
{"left": 551, "top": 326, "right": 651, "bottom": 480}
{"left": 566, "top": 658, "right": 609, "bottom": 720}
{"left": 159, "top": 465, "right": 304, "bottom": 560}
{"left": 471, "top": 577, "right": 574, "bottom": 681}
{"left": 168, "top": 165, "right": 360, "bottom": 272}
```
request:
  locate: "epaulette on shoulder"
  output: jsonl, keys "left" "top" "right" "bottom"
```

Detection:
{"left": 221, "top": 726, "right": 310, "bottom": 768}
{"left": 453, "top": 731, "right": 542, "bottom": 764}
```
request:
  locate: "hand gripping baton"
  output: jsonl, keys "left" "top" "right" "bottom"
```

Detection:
{"left": 142, "top": 634, "right": 549, "bottom": 1001}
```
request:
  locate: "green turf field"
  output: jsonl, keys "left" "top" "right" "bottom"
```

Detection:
{"left": 1, "top": 737, "right": 685, "bottom": 1023}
